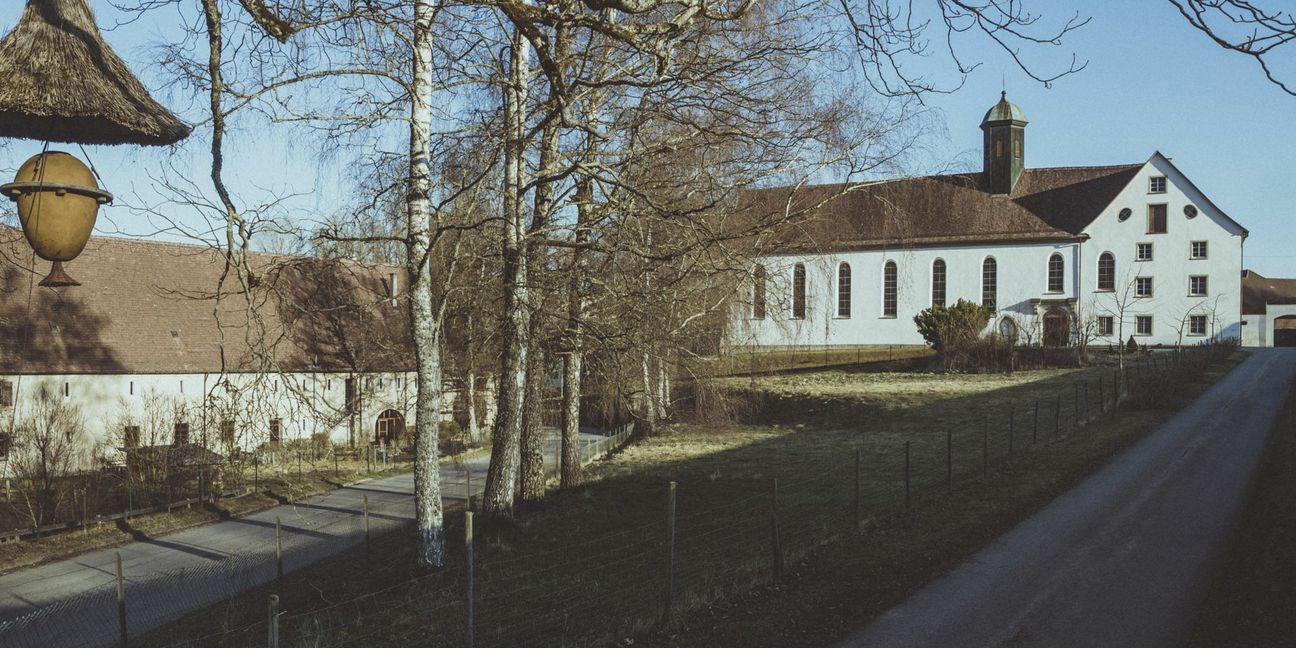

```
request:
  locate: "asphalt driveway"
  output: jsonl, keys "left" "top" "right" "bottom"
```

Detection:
{"left": 840, "top": 349, "right": 1296, "bottom": 648}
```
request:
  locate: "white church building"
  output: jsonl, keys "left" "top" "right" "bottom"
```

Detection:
{"left": 728, "top": 94, "right": 1248, "bottom": 350}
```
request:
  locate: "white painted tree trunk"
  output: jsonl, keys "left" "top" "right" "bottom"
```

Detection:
{"left": 407, "top": 0, "right": 444, "bottom": 568}
{"left": 482, "top": 28, "right": 531, "bottom": 515}
{"left": 465, "top": 369, "right": 479, "bottom": 443}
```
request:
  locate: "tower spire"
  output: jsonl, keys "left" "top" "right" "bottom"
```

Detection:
{"left": 980, "top": 93, "right": 1027, "bottom": 194}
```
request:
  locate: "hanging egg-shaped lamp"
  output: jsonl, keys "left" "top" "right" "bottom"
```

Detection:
{"left": 1, "top": 151, "right": 111, "bottom": 287}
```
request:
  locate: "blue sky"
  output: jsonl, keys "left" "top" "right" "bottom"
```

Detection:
{"left": 1, "top": 1, "right": 1293, "bottom": 276}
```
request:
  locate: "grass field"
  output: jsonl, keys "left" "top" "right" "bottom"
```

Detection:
{"left": 135, "top": 347, "right": 1239, "bottom": 648}
{"left": 1188, "top": 378, "right": 1296, "bottom": 647}
{"left": 700, "top": 345, "right": 933, "bottom": 376}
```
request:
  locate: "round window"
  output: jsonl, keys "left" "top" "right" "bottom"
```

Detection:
{"left": 1184, "top": 204, "right": 1198, "bottom": 219}
{"left": 1118, "top": 208, "right": 1132, "bottom": 222}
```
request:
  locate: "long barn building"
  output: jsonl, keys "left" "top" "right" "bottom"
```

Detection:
{"left": 0, "top": 229, "right": 484, "bottom": 470}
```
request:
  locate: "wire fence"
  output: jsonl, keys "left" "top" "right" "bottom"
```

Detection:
{"left": 0, "top": 345, "right": 1234, "bottom": 648}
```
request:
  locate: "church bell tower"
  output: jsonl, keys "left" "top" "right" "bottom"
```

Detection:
{"left": 981, "top": 92, "right": 1027, "bottom": 194}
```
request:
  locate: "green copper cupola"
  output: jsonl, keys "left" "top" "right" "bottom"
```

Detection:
{"left": 981, "top": 92, "right": 1027, "bottom": 194}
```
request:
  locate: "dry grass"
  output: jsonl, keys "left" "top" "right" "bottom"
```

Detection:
{"left": 701, "top": 346, "right": 933, "bottom": 376}
{"left": 133, "top": 348, "right": 1239, "bottom": 648}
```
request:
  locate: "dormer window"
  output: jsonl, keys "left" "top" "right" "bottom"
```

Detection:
{"left": 1149, "top": 176, "right": 1167, "bottom": 194}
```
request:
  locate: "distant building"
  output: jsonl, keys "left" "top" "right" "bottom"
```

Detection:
{"left": 1240, "top": 270, "right": 1296, "bottom": 347}
{"left": 729, "top": 93, "right": 1247, "bottom": 349}
{"left": 0, "top": 229, "right": 485, "bottom": 471}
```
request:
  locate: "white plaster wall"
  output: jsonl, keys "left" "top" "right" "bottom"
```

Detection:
{"left": 1079, "top": 155, "right": 1246, "bottom": 346}
{"left": 1241, "top": 313, "right": 1266, "bottom": 347}
{"left": 728, "top": 240, "right": 1078, "bottom": 347}
{"left": 0, "top": 371, "right": 432, "bottom": 457}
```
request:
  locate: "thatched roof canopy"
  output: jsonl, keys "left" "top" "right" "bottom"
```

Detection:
{"left": 0, "top": 0, "right": 190, "bottom": 146}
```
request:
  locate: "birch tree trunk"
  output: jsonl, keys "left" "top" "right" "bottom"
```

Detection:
{"left": 465, "top": 368, "right": 479, "bottom": 443}
{"left": 518, "top": 346, "right": 547, "bottom": 501}
{"left": 558, "top": 178, "right": 592, "bottom": 487}
{"left": 482, "top": 28, "right": 531, "bottom": 515}
{"left": 407, "top": 0, "right": 445, "bottom": 568}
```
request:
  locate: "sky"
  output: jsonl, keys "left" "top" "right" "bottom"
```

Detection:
{"left": 1, "top": 1, "right": 1293, "bottom": 276}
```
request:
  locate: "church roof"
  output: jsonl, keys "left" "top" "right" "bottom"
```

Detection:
{"left": 740, "top": 163, "right": 1142, "bottom": 254}
{"left": 0, "top": 228, "right": 412, "bottom": 375}
{"left": 1241, "top": 270, "right": 1296, "bottom": 314}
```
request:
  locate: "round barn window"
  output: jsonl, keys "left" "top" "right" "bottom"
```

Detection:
{"left": 1118, "top": 208, "right": 1132, "bottom": 222}
{"left": 1184, "top": 205, "right": 1198, "bottom": 219}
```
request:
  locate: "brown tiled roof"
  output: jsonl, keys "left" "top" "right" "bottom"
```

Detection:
{"left": 741, "top": 164, "right": 1142, "bottom": 252}
{"left": 0, "top": 228, "right": 412, "bottom": 374}
{"left": 1241, "top": 270, "right": 1296, "bottom": 314}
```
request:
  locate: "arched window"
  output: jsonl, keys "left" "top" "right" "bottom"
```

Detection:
{"left": 1097, "top": 253, "right": 1115, "bottom": 292}
{"left": 882, "top": 261, "right": 898, "bottom": 317}
{"left": 931, "top": 259, "right": 947, "bottom": 307}
{"left": 792, "top": 263, "right": 806, "bottom": 319}
{"left": 1047, "top": 253, "right": 1064, "bottom": 293}
{"left": 982, "top": 257, "right": 998, "bottom": 311}
{"left": 752, "top": 265, "right": 766, "bottom": 319}
{"left": 837, "top": 262, "right": 852, "bottom": 318}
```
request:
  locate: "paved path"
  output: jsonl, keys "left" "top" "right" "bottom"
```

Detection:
{"left": 0, "top": 432, "right": 608, "bottom": 648}
{"left": 840, "top": 349, "right": 1296, "bottom": 648}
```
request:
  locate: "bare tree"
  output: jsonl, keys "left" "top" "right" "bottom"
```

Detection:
{"left": 1169, "top": 1, "right": 1296, "bottom": 94}
{"left": 7, "top": 386, "right": 86, "bottom": 531}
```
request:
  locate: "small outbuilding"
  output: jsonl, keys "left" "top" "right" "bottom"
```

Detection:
{"left": 1240, "top": 270, "right": 1296, "bottom": 347}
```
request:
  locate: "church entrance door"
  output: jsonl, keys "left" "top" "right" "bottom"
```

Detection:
{"left": 1043, "top": 310, "right": 1070, "bottom": 347}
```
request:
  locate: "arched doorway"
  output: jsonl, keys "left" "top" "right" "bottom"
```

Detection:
{"left": 1275, "top": 315, "right": 1296, "bottom": 347}
{"left": 998, "top": 317, "right": 1019, "bottom": 345}
{"left": 374, "top": 410, "right": 405, "bottom": 445}
{"left": 1043, "top": 308, "right": 1070, "bottom": 347}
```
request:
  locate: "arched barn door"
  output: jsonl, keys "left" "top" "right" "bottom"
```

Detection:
{"left": 1043, "top": 309, "right": 1070, "bottom": 347}
{"left": 374, "top": 409, "right": 406, "bottom": 445}
{"left": 1275, "top": 315, "right": 1296, "bottom": 347}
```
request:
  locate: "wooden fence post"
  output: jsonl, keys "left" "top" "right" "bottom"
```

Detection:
{"left": 276, "top": 517, "right": 284, "bottom": 596}
{"left": 945, "top": 430, "right": 952, "bottom": 495}
{"left": 116, "top": 551, "right": 128, "bottom": 648}
{"left": 854, "top": 449, "right": 862, "bottom": 528}
{"left": 903, "top": 441, "right": 911, "bottom": 510}
{"left": 1008, "top": 408, "right": 1014, "bottom": 464}
{"left": 267, "top": 594, "right": 280, "bottom": 648}
{"left": 663, "top": 482, "right": 676, "bottom": 623}
{"left": 466, "top": 510, "right": 475, "bottom": 648}
{"left": 1033, "top": 400, "right": 1039, "bottom": 444}
{"left": 770, "top": 478, "right": 783, "bottom": 578}
{"left": 982, "top": 417, "right": 989, "bottom": 477}
{"left": 1074, "top": 383, "right": 1081, "bottom": 428}
{"left": 1083, "top": 382, "right": 1090, "bottom": 422}
{"left": 1055, "top": 393, "right": 1061, "bottom": 436}
{"left": 363, "top": 496, "right": 371, "bottom": 560}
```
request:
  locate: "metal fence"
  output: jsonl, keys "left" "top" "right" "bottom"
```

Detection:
{"left": 0, "top": 346, "right": 1233, "bottom": 648}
